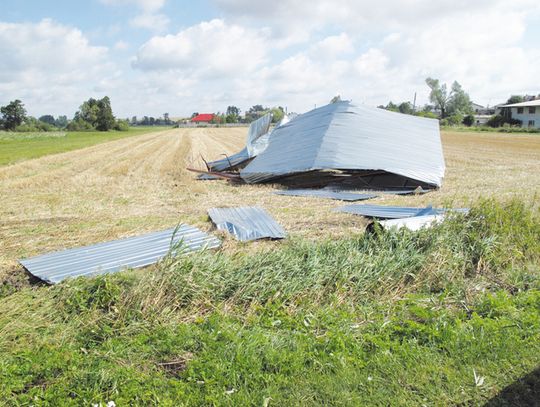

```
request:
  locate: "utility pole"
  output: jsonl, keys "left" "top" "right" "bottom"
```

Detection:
{"left": 412, "top": 92, "right": 417, "bottom": 113}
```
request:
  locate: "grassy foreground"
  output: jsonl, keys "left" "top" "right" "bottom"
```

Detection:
{"left": 1, "top": 199, "right": 539, "bottom": 405}
{"left": 0, "top": 127, "right": 169, "bottom": 166}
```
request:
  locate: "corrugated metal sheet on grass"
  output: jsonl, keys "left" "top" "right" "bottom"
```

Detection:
{"left": 241, "top": 101, "right": 445, "bottom": 188}
{"left": 19, "top": 225, "right": 221, "bottom": 284}
{"left": 336, "top": 204, "right": 442, "bottom": 219}
{"left": 208, "top": 207, "right": 286, "bottom": 241}
{"left": 274, "top": 189, "right": 378, "bottom": 201}
{"left": 379, "top": 214, "right": 446, "bottom": 231}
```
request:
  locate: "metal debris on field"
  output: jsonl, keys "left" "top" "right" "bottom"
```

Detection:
{"left": 274, "top": 188, "right": 378, "bottom": 201}
{"left": 208, "top": 206, "right": 286, "bottom": 241}
{"left": 378, "top": 214, "right": 446, "bottom": 231}
{"left": 206, "top": 113, "right": 274, "bottom": 172}
{"left": 197, "top": 173, "right": 220, "bottom": 180}
{"left": 335, "top": 204, "right": 468, "bottom": 219}
{"left": 240, "top": 101, "right": 445, "bottom": 189}
{"left": 19, "top": 225, "right": 221, "bottom": 284}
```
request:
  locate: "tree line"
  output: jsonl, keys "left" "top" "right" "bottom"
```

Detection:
{"left": 379, "top": 77, "right": 476, "bottom": 126}
{"left": 0, "top": 97, "right": 130, "bottom": 132}
{"left": 200, "top": 105, "right": 286, "bottom": 124}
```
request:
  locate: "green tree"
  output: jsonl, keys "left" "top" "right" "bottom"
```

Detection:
{"left": 55, "top": 115, "right": 68, "bottom": 128}
{"left": 506, "top": 95, "right": 524, "bottom": 104}
{"left": 385, "top": 101, "right": 399, "bottom": 112}
{"left": 1, "top": 99, "right": 27, "bottom": 130}
{"left": 74, "top": 96, "right": 116, "bottom": 131}
{"left": 249, "top": 105, "right": 265, "bottom": 113}
{"left": 447, "top": 81, "right": 473, "bottom": 116}
{"left": 398, "top": 102, "right": 414, "bottom": 115}
{"left": 39, "top": 115, "right": 56, "bottom": 126}
{"left": 95, "top": 96, "right": 115, "bottom": 131}
{"left": 426, "top": 78, "right": 473, "bottom": 118}
{"left": 463, "top": 114, "right": 475, "bottom": 127}
{"left": 226, "top": 106, "right": 240, "bottom": 116}
{"left": 426, "top": 78, "right": 451, "bottom": 118}
{"left": 270, "top": 107, "right": 285, "bottom": 123}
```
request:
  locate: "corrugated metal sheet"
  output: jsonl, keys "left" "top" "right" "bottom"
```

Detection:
{"left": 241, "top": 101, "right": 445, "bottom": 188}
{"left": 208, "top": 207, "right": 286, "bottom": 241}
{"left": 335, "top": 204, "right": 468, "bottom": 219}
{"left": 379, "top": 214, "right": 446, "bottom": 231}
{"left": 335, "top": 204, "right": 441, "bottom": 219}
{"left": 19, "top": 225, "right": 221, "bottom": 284}
{"left": 197, "top": 173, "right": 220, "bottom": 180}
{"left": 275, "top": 189, "right": 378, "bottom": 201}
{"left": 208, "top": 113, "right": 272, "bottom": 171}
{"left": 207, "top": 148, "right": 250, "bottom": 172}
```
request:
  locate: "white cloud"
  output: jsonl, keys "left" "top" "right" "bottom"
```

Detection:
{"left": 130, "top": 13, "right": 169, "bottom": 31}
{"left": 0, "top": 19, "right": 116, "bottom": 116}
{"left": 310, "top": 33, "right": 354, "bottom": 58}
{"left": 100, "top": 0, "right": 166, "bottom": 13}
{"left": 210, "top": 0, "right": 540, "bottom": 109}
{"left": 133, "top": 19, "right": 268, "bottom": 77}
{"left": 114, "top": 40, "right": 129, "bottom": 50}
{"left": 2, "top": 1, "right": 540, "bottom": 118}
{"left": 101, "top": 0, "right": 169, "bottom": 31}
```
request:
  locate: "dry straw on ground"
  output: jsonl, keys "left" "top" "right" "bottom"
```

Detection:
{"left": 1, "top": 128, "right": 539, "bottom": 278}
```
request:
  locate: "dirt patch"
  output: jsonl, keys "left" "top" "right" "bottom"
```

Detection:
{"left": 157, "top": 352, "right": 194, "bottom": 377}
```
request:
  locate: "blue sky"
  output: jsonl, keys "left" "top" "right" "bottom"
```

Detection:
{"left": 1, "top": 0, "right": 539, "bottom": 118}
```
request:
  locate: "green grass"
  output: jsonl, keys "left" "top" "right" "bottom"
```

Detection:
{"left": 441, "top": 125, "right": 540, "bottom": 134}
{"left": 0, "top": 127, "right": 170, "bottom": 166}
{"left": 0, "top": 199, "right": 539, "bottom": 405}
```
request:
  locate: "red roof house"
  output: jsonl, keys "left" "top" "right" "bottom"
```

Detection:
{"left": 191, "top": 113, "right": 215, "bottom": 123}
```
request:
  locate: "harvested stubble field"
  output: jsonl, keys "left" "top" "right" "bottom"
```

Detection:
{"left": 1, "top": 128, "right": 539, "bottom": 278}
{"left": 0, "top": 127, "right": 539, "bottom": 405}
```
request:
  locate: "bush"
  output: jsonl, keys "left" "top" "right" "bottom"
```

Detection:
{"left": 462, "top": 114, "right": 475, "bottom": 126}
{"left": 446, "top": 114, "right": 463, "bottom": 126}
{"left": 415, "top": 111, "right": 438, "bottom": 119}
{"left": 113, "top": 119, "right": 130, "bottom": 131}
{"left": 14, "top": 118, "right": 56, "bottom": 132}
{"left": 66, "top": 118, "right": 94, "bottom": 131}
{"left": 486, "top": 115, "right": 522, "bottom": 128}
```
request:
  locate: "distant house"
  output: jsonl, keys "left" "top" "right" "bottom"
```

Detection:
{"left": 191, "top": 113, "right": 215, "bottom": 123}
{"left": 474, "top": 115, "right": 492, "bottom": 126}
{"left": 471, "top": 102, "right": 495, "bottom": 116}
{"left": 501, "top": 99, "right": 540, "bottom": 129}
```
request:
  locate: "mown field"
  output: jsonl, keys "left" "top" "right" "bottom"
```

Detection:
{"left": 0, "top": 127, "right": 169, "bottom": 166}
{"left": 0, "top": 128, "right": 539, "bottom": 405}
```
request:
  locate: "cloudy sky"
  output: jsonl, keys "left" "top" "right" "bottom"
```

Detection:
{"left": 1, "top": 0, "right": 539, "bottom": 118}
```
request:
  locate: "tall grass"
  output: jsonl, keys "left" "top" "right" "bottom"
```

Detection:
{"left": 1, "top": 199, "right": 539, "bottom": 405}
{"left": 52, "top": 198, "right": 539, "bottom": 324}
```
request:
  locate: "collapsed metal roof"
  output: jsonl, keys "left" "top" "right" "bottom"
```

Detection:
{"left": 19, "top": 225, "right": 221, "bottom": 284}
{"left": 240, "top": 101, "right": 445, "bottom": 189}
{"left": 274, "top": 189, "right": 378, "bottom": 202}
{"left": 208, "top": 206, "right": 286, "bottom": 241}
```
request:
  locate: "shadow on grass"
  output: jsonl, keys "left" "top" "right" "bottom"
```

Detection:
{"left": 0, "top": 264, "right": 48, "bottom": 298}
{"left": 484, "top": 366, "right": 540, "bottom": 407}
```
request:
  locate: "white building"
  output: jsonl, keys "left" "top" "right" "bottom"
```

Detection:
{"left": 502, "top": 99, "right": 540, "bottom": 129}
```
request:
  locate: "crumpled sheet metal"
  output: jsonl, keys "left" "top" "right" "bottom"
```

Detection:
{"left": 241, "top": 101, "right": 445, "bottom": 188}
{"left": 19, "top": 225, "right": 221, "bottom": 284}
{"left": 207, "top": 113, "right": 273, "bottom": 171}
{"left": 208, "top": 207, "right": 286, "bottom": 242}
{"left": 335, "top": 204, "right": 469, "bottom": 219}
{"left": 274, "top": 189, "right": 378, "bottom": 202}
